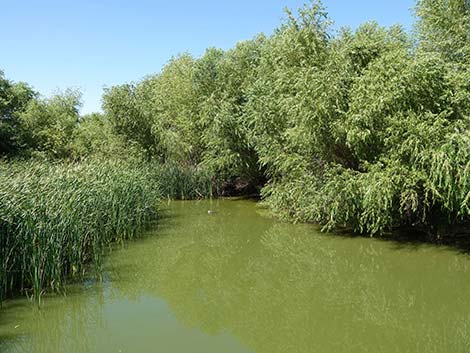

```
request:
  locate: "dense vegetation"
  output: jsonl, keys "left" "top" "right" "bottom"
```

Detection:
{"left": 0, "top": 160, "right": 158, "bottom": 304}
{"left": 100, "top": 0, "right": 470, "bottom": 238}
{"left": 1, "top": 0, "right": 470, "bottom": 302}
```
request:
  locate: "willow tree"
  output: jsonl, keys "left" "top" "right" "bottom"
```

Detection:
{"left": 250, "top": 0, "right": 470, "bottom": 237}
{"left": 246, "top": 2, "right": 332, "bottom": 181}
{"left": 416, "top": 0, "right": 470, "bottom": 63}
{"left": 196, "top": 37, "right": 266, "bottom": 184}
{"left": 142, "top": 54, "right": 200, "bottom": 165}
{"left": 102, "top": 83, "right": 157, "bottom": 160}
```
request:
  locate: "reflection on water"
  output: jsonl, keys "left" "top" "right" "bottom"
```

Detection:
{"left": 1, "top": 199, "right": 470, "bottom": 353}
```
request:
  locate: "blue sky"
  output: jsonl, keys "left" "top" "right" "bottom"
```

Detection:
{"left": 1, "top": 0, "right": 415, "bottom": 114}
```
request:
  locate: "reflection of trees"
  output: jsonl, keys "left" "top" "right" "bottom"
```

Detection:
{"left": 2, "top": 200, "right": 470, "bottom": 353}
{"left": 110, "top": 200, "right": 470, "bottom": 353}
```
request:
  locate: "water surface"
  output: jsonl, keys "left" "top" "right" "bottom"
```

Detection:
{"left": 1, "top": 199, "right": 470, "bottom": 353}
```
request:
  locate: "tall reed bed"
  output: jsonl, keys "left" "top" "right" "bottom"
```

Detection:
{"left": 152, "top": 162, "right": 214, "bottom": 200}
{"left": 0, "top": 159, "right": 159, "bottom": 305}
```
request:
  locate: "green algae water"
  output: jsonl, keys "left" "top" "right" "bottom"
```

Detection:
{"left": 1, "top": 199, "right": 470, "bottom": 353}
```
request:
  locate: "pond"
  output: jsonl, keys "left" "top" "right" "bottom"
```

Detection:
{"left": 1, "top": 199, "right": 470, "bottom": 353}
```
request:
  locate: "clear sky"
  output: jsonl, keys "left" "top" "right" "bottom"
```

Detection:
{"left": 1, "top": 0, "right": 416, "bottom": 114}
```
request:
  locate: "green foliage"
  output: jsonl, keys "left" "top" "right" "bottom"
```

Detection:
{"left": 418, "top": 131, "right": 470, "bottom": 219}
{"left": 197, "top": 37, "right": 266, "bottom": 181}
{"left": 102, "top": 83, "right": 158, "bottom": 160}
{"left": 69, "top": 112, "right": 141, "bottom": 160}
{"left": 142, "top": 55, "right": 203, "bottom": 164}
{"left": 0, "top": 71, "right": 36, "bottom": 155}
{"left": 416, "top": 0, "right": 470, "bottom": 63}
{"left": 151, "top": 162, "right": 214, "bottom": 200}
{"left": 251, "top": 0, "right": 470, "bottom": 236}
{"left": 0, "top": 71, "right": 143, "bottom": 161}
{"left": 0, "top": 159, "right": 159, "bottom": 304}
{"left": 102, "top": 54, "right": 200, "bottom": 163}
{"left": 98, "top": 0, "right": 470, "bottom": 237}
{"left": 246, "top": 2, "right": 332, "bottom": 178}
{"left": 19, "top": 90, "right": 82, "bottom": 158}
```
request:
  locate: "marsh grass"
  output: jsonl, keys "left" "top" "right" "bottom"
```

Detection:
{"left": 152, "top": 162, "right": 214, "bottom": 200}
{"left": 0, "top": 159, "right": 160, "bottom": 305}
